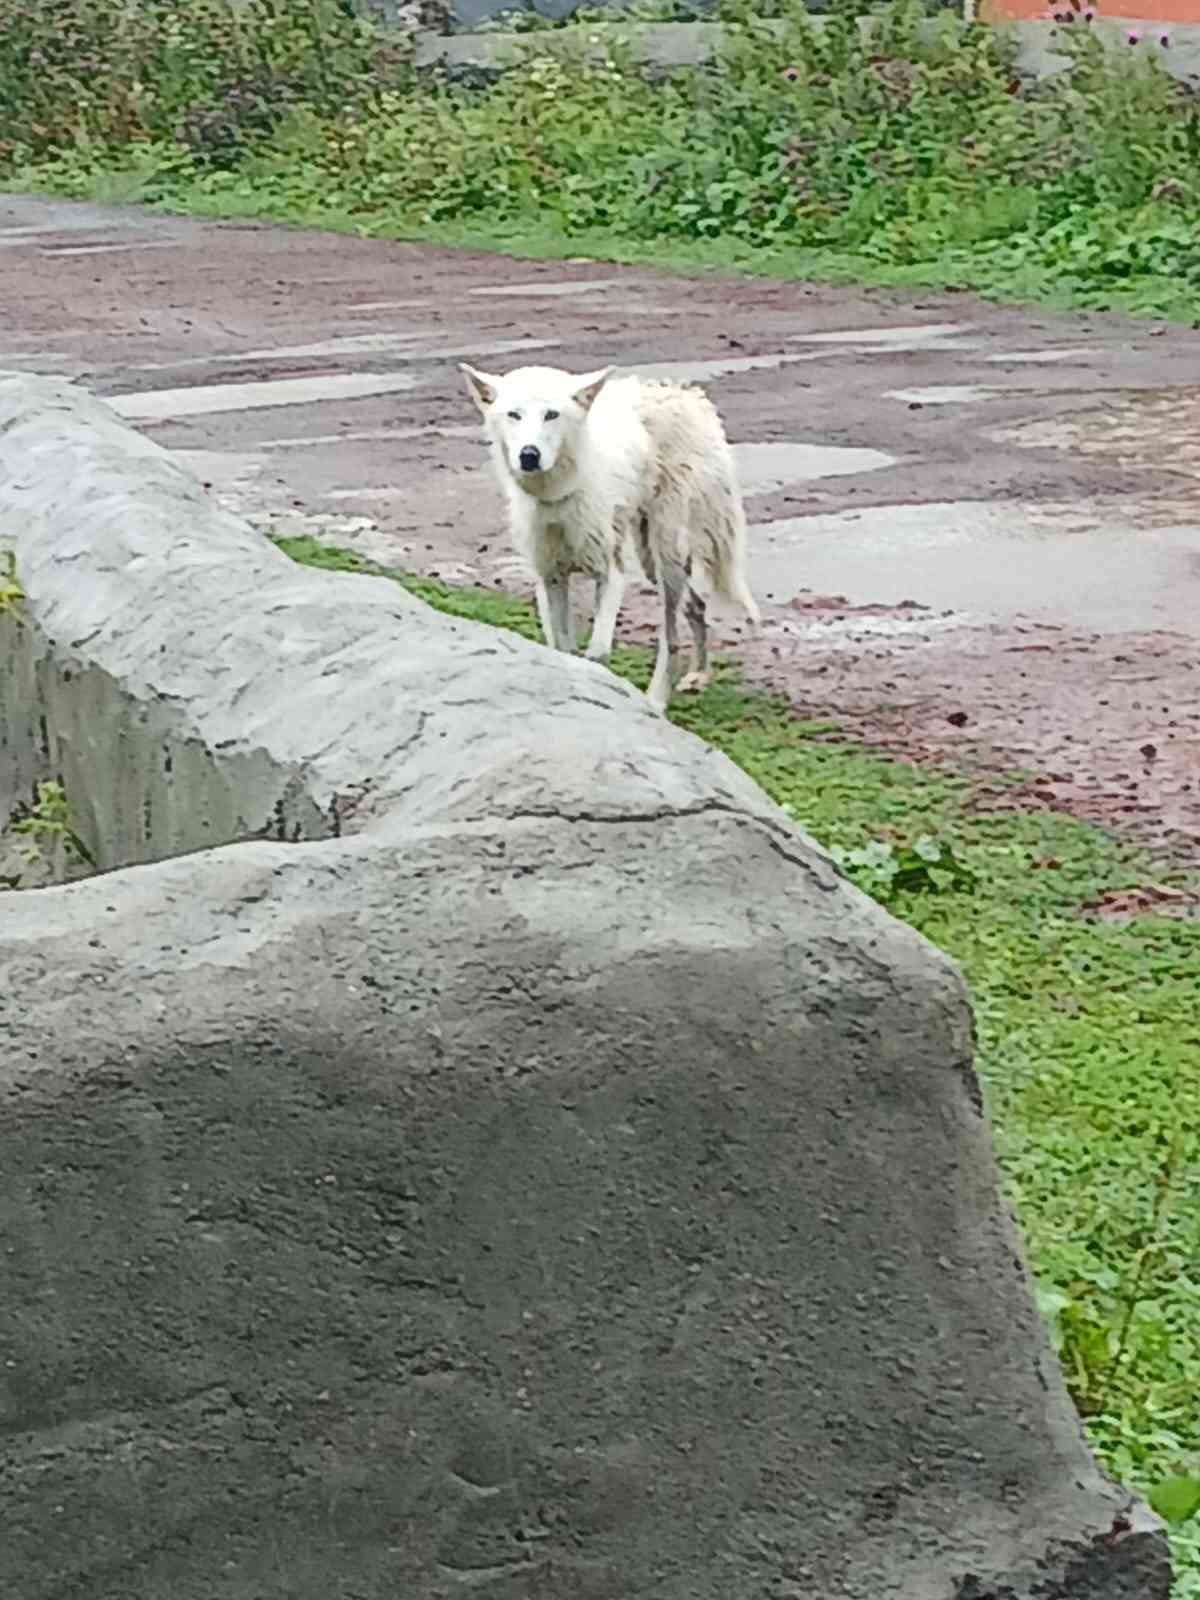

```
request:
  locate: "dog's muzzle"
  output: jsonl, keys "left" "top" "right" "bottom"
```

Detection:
{"left": 518, "top": 445, "right": 542, "bottom": 473}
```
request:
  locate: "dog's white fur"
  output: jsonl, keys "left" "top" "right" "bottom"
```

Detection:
{"left": 460, "top": 361, "right": 758, "bottom": 711}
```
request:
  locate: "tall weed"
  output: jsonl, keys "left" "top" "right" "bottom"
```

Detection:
{"left": 0, "top": 0, "right": 406, "bottom": 165}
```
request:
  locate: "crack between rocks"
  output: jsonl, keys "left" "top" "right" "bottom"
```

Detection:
{"left": 436, "top": 1556, "right": 537, "bottom": 1582}
{"left": 494, "top": 797, "right": 837, "bottom": 888}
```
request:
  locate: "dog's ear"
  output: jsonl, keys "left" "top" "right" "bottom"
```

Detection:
{"left": 460, "top": 363, "right": 501, "bottom": 411}
{"left": 571, "top": 366, "right": 613, "bottom": 412}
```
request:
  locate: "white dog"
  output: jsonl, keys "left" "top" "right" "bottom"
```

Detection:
{"left": 460, "top": 361, "right": 759, "bottom": 712}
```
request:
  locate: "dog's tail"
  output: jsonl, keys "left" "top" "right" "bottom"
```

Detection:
{"left": 698, "top": 497, "right": 760, "bottom": 628}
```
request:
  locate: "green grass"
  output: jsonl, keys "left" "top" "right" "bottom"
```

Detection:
{"left": 12, "top": 134, "right": 1200, "bottom": 326}
{"left": 20, "top": 159, "right": 1200, "bottom": 321}
{"left": 278, "top": 531, "right": 1200, "bottom": 1587}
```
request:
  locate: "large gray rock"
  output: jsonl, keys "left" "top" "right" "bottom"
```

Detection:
{"left": 0, "top": 374, "right": 1169, "bottom": 1598}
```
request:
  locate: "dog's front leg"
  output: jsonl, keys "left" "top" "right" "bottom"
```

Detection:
{"left": 542, "top": 573, "right": 574, "bottom": 653}
{"left": 585, "top": 569, "right": 626, "bottom": 663}
{"left": 534, "top": 579, "right": 556, "bottom": 649}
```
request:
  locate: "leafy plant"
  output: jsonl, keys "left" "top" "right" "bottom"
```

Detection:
{"left": 829, "top": 833, "right": 977, "bottom": 902}
{"left": 1151, "top": 1475, "right": 1200, "bottom": 1527}
{"left": 11, "top": 779, "right": 94, "bottom": 868}
{"left": 0, "top": 550, "right": 23, "bottom": 616}
{"left": 0, "top": 0, "right": 403, "bottom": 166}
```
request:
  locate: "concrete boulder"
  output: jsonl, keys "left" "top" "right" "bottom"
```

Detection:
{"left": 0, "top": 374, "right": 1169, "bottom": 1598}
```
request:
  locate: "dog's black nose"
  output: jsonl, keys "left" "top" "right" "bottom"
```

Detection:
{"left": 518, "top": 445, "right": 542, "bottom": 473}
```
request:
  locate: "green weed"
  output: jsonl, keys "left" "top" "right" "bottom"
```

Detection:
{"left": 277, "top": 533, "right": 1200, "bottom": 1589}
{"left": 828, "top": 833, "right": 978, "bottom": 900}
{"left": 0, "top": 0, "right": 406, "bottom": 167}
{"left": 0, "top": 551, "right": 23, "bottom": 617}
{"left": 9, "top": 779, "right": 94, "bottom": 871}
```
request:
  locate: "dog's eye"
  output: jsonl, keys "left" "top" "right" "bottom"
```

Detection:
{"left": 543, "top": 409, "right": 560, "bottom": 422}
{"left": 507, "top": 409, "right": 522, "bottom": 421}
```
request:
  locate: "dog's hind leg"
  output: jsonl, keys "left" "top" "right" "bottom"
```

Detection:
{"left": 677, "top": 581, "right": 711, "bottom": 695}
{"left": 645, "top": 553, "right": 686, "bottom": 714}
{"left": 585, "top": 568, "right": 626, "bottom": 663}
{"left": 543, "top": 572, "right": 575, "bottom": 653}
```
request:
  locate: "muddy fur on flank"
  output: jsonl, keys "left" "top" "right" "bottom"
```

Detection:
{"left": 461, "top": 361, "right": 759, "bottom": 713}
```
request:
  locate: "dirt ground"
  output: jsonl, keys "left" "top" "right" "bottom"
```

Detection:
{"left": 2, "top": 193, "right": 1198, "bottom": 864}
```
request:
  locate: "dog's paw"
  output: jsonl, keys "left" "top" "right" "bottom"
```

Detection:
{"left": 583, "top": 642, "right": 611, "bottom": 663}
{"left": 677, "top": 670, "right": 711, "bottom": 695}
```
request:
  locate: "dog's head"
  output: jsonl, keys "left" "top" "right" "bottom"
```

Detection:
{"left": 460, "top": 363, "right": 612, "bottom": 483}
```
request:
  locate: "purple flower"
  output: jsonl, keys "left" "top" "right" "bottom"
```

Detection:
{"left": 1127, "top": 30, "right": 1139, "bottom": 42}
{"left": 1161, "top": 32, "right": 1170, "bottom": 45}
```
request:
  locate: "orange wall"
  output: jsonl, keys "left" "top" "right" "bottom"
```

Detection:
{"left": 983, "top": 0, "right": 1199, "bottom": 19}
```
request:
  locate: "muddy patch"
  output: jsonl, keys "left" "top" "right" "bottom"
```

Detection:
{"left": 991, "top": 387, "right": 1200, "bottom": 482}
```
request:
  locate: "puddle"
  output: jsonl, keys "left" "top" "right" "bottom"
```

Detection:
{"left": 0, "top": 224, "right": 103, "bottom": 242}
{"left": 0, "top": 230, "right": 107, "bottom": 249}
{"left": 239, "top": 335, "right": 562, "bottom": 365}
{"left": 349, "top": 300, "right": 437, "bottom": 312}
{"left": 631, "top": 352, "right": 817, "bottom": 383}
{"left": 405, "top": 339, "right": 567, "bottom": 365}
{"left": 750, "top": 500, "right": 1200, "bottom": 633}
{"left": 111, "top": 371, "right": 420, "bottom": 421}
{"left": 792, "top": 323, "right": 977, "bottom": 351}
{"left": 38, "top": 240, "right": 181, "bottom": 257}
{"left": 256, "top": 423, "right": 481, "bottom": 451}
{"left": 986, "top": 348, "right": 1096, "bottom": 364}
{"left": 235, "top": 331, "right": 450, "bottom": 361}
{"left": 602, "top": 305, "right": 690, "bottom": 318}
{"left": 0, "top": 353, "right": 88, "bottom": 376}
{"left": 469, "top": 278, "right": 638, "bottom": 298}
{"left": 137, "top": 335, "right": 561, "bottom": 375}
{"left": 735, "top": 440, "right": 896, "bottom": 491}
{"left": 885, "top": 385, "right": 996, "bottom": 405}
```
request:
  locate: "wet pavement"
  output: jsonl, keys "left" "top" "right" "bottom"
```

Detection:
{"left": 2, "top": 192, "right": 1199, "bottom": 860}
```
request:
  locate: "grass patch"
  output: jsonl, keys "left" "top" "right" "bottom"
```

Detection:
{"left": 6, "top": 0, "right": 1200, "bottom": 319}
{"left": 278, "top": 531, "right": 1200, "bottom": 1586}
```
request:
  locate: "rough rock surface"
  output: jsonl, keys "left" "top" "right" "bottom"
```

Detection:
{"left": 0, "top": 375, "right": 1170, "bottom": 1598}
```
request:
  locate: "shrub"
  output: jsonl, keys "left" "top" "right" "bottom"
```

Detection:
{"left": 0, "top": 0, "right": 406, "bottom": 165}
